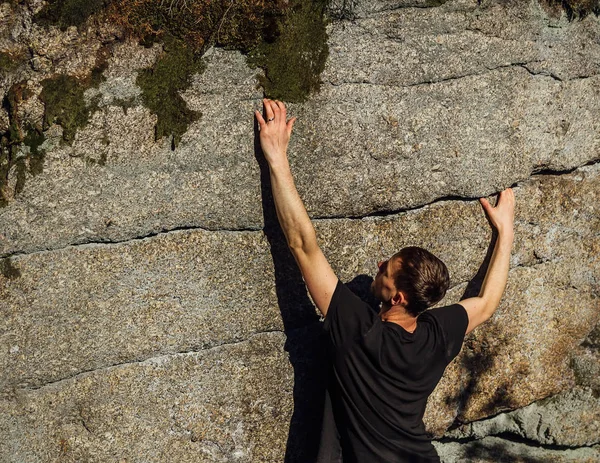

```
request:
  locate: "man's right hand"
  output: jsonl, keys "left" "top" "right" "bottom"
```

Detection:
{"left": 254, "top": 98, "right": 297, "bottom": 168}
{"left": 479, "top": 188, "right": 515, "bottom": 235}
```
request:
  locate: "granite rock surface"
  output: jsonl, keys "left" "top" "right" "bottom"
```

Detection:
{"left": 1, "top": 165, "right": 598, "bottom": 456}
{"left": 434, "top": 437, "right": 600, "bottom": 463}
{"left": 0, "top": 0, "right": 599, "bottom": 460}
{"left": 445, "top": 386, "right": 600, "bottom": 447}
{"left": 1, "top": 0, "right": 599, "bottom": 256}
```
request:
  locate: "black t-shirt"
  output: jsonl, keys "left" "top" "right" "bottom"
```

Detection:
{"left": 317, "top": 279, "right": 469, "bottom": 463}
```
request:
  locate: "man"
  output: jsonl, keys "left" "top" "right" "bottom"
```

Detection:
{"left": 255, "top": 98, "right": 515, "bottom": 462}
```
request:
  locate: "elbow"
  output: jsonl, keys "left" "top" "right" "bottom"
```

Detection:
{"left": 287, "top": 227, "right": 318, "bottom": 256}
{"left": 288, "top": 238, "right": 317, "bottom": 257}
{"left": 288, "top": 238, "right": 305, "bottom": 254}
{"left": 480, "top": 297, "right": 499, "bottom": 319}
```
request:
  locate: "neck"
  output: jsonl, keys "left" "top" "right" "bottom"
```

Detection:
{"left": 380, "top": 304, "right": 418, "bottom": 332}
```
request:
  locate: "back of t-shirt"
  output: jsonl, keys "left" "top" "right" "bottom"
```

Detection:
{"left": 319, "top": 279, "right": 468, "bottom": 463}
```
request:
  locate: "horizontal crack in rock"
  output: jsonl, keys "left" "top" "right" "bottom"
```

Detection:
{"left": 326, "top": 61, "right": 598, "bottom": 89}
{"left": 11, "top": 329, "right": 285, "bottom": 395}
{"left": 531, "top": 157, "right": 600, "bottom": 177}
{"left": 1, "top": 160, "right": 598, "bottom": 260}
{"left": 435, "top": 432, "right": 600, "bottom": 451}
{"left": 519, "top": 64, "right": 599, "bottom": 83}
{"left": 0, "top": 224, "right": 264, "bottom": 260}
{"left": 6, "top": 259, "right": 558, "bottom": 395}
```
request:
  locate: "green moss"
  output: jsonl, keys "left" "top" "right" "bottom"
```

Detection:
{"left": 34, "top": 0, "right": 108, "bottom": 31}
{"left": 0, "top": 257, "right": 21, "bottom": 279}
{"left": 23, "top": 122, "right": 46, "bottom": 165}
{"left": 0, "top": 47, "right": 109, "bottom": 206}
{"left": 0, "top": 51, "right": 24, "bottom": 73}
{"left": 39, "top": 74, "right": 92, "bottom": 142}
{"left": 29, "top": 0, "right": 333, "bottom": 152}
{"left": 107, "top": 0, "right": 332, "bottom": 102}
{"left": 0, "top": 83, "right": 47, "bottom": 207}
{"left": 38, "top": 52, "right": 108, "bottom": 144}
{"left": 136, "top": 33, "right": 204, "bottom": 149}
{"left": 211, "top": 2, "right": 286, "bottom": 52}
{"left": 245, "top": 0, "right": 331, "bottom": 103}
{"left": 109, "top": 0, "right": 289, "bottom": 54}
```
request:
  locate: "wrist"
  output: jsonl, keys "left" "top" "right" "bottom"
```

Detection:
{"left": 497, "top": 228, "right": 514, "bottom": 243}
{"left": 267, "top": 156, "right": 291, "bottom": 174}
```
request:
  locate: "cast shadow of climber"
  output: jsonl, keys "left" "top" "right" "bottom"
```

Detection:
{"left": 446, "top": 219, "right": 522, "bottom": 431}
{"left": 253, "top": 118, "right": 328, "bottom": 463}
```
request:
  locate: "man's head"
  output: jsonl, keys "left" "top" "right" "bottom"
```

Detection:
{"left": 370, "top": 246, "right": 450, "bottom": 317}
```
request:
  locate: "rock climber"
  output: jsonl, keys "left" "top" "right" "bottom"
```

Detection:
{"left": 254, "top": 98, "right": 515, "bottom": 463}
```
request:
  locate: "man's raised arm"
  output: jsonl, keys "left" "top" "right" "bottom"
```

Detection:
{"left": 458, "top": 188, "right": 516, "bottom": 335}
{"left": 255, "top": 98, "right": 338, "bottom": 316}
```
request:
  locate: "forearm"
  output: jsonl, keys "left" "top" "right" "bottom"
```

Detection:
{"left": 268, "top": 157, "right": 318, "bottom": 253}
{"left": 478, "top": 230, "right": 514, "bottom": 314}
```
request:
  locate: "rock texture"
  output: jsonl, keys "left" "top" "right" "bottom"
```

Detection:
{"left": 1, "top": 164, "right": 598, "bottom": 458}
{"left": 0, "top": 332, "right": 295, "bottom": 463}
{"left": 1, "top": 0, "right": 600, "bottom": 256}
{"left": 445, "top": 386, "right": 600, "bottom": 447}
{"left": 1, "top": 0, "right": 599, "bottom": 460}
{"left": 434, "top": 437, "right": 600, "bottom": 463}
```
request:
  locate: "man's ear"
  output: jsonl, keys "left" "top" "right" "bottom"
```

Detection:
{"left": 391, "top": 290, "right": 407, "bottom": 307}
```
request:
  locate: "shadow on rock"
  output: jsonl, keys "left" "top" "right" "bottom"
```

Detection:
{"left": 463, "top": 439, "right": 547, "bottom": 463}
{"left": 446, "top": 229, "right": 521, "bottom": 426}
{"left": 254, "top": 117, "right": 328, "bottom": 463}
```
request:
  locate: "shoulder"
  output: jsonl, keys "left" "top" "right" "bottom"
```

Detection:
{"left": 324, "top": 280, "right": 379, "bottom": 345}
{"left": 420, "top": 303, "right": 469, "bottom": 360}
{"left": 422, "top": 303, "right": 468, "bottom": 323}
{"left": 328, "top": 280, "right": 373, "bottom": 314}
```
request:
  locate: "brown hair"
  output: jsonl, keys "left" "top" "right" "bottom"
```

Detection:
{"left": 392, "top": 246, "right": 450, "bottom": 317}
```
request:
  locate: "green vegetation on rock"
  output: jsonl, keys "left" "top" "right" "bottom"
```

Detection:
{"left": 246, "top": 0, "right": 331, "bottom": 103}
{"left": 38, "top": 49, "right": 108, "bottom": 144}
{"left": 105, "top": 0, "right": 289, "bottom": 53}
{"left": 34, "top": 0, "right": 108, "bottom": 30}
{"left": 0, "top": 51, "right": 26, "bottom": 74}
{"left": 107, "top": 0, "right": 331, "bottom": 110}
{"left": 136, "top": 34, "right": 205, "bottom": 149}
{"left": 0, "top": 82, "right": 47, "bottom": 207}
{"left": 0, "top": 46, "right": 111, "bottom": 206}
{"left": 28, "top": 0, "right": 333, "bottom": 149}
{"left": 39, "top": 74, "right": 99, "bottom": 143}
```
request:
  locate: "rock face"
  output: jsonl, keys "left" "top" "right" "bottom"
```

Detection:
{"left": 445, "top": 387, "right": 600, "bottom": 446}
{"left": 0, "top": 332, "right": 296, "bottom": 463}
{"left": 434, "top": 437, "right": 600, "bottom": 463}
{"left": 0, "top": 0, "right": 599, "bottom": 461}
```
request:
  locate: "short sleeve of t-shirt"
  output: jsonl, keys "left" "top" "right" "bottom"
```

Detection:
{"left": 425, "top": 303, "right": 469, "bottom": 361}
{"left": 323, "top": 279, "right": 377, "bottom": 348}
